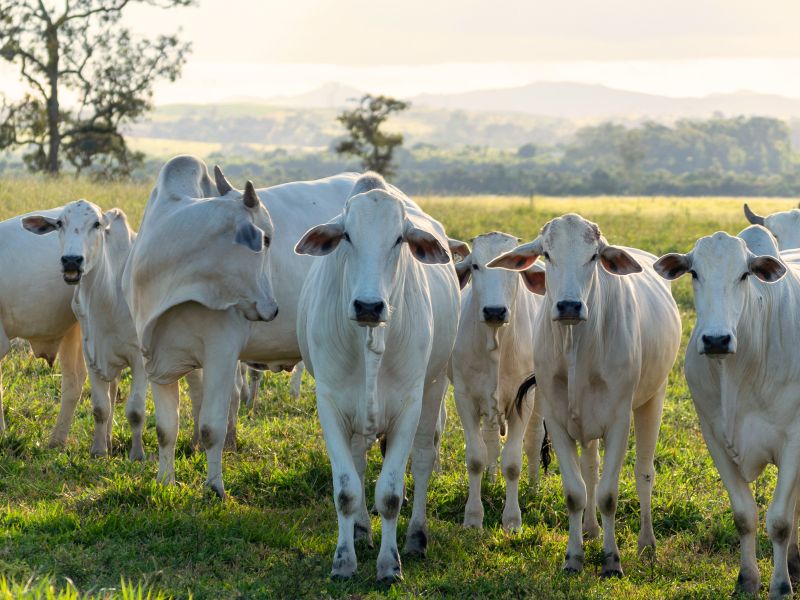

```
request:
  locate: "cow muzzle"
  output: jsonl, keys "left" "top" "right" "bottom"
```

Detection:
{"left": 482, "top": 305, "right": 509, "bottom": 326}
{"left": 700, "top": 333, "right": 735, "bottom": 356}
{"left": 553, "top": 299, "right": 586, "bottom": 325}
{"left": 61, "top": 255, "right": 84, "bottom": 285}
{"left": 352, "top": 298, "right": 386, "bottom": 326}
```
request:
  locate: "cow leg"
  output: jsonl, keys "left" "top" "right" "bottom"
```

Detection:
{"left": 224, "top": 363, "right": 243, "bottom": 451}
{"left": 767, "top": 451, "right": 800, "bottom": 599}
{"left": 523, "top": 404, "right": 546, "bottom": 495}
{"left": 87, "top": 369, "right": 113, "bottom": 457}
{"left": 549, "top": 421, "right": 586, "bottom": 573}
{"left": 405, "top": 376, "right": 446, "bottom": 557}
{"left": 633, "top": 393, "right": 664, "bottom": 553}
{"left": 788, "top": 491, "right": 800, "bottom": 583}
{"left": 454, "top": 387, "right": 486, "bottom": 528}
{"left": 185, "top": 369, "right": 203, "bottom": 450}
{"left": 152, "top": 381, "right": 180, "bottom": 485}
{"left": 0, "top": 328, "right": 9, "bottom": 434}
{"left": 501, "top": 406, "right": 528, "bottom": 532}
{"left": 433, "top": 401, "right": 446, "bottom": 473}
{"left": 317, "top": 392, "right": 361, "bottom": 579}
{"left": 350, "top": 434, "right": 373, "bottom": 548}
{"left": 237, "top": 363, "right": 250, "bottom": 409}
{"left": 597, "top": 416, "right": 631, "bottom": 578}
{"left": 49, "top": 324, "right": 87, "bottom": 447}
{"left": 247, "top": 368, "right": 263, "bottom": 411}
{"left": 289, "top": 362, "right": 304, "bottom": 399}
{"left": 482, "top": 421, "right": 501, "bottom": 482}
{"left": 126, "top": 360, "right": 148, "bottom": 461}
{"left": 700, "top": 420, "right": 760, "bottom": 595}
{"left": 199, "top": 356, "right": 239, "bottom": 498}
{"left": 581, "top": 439, "right": 601, "bottom": 539}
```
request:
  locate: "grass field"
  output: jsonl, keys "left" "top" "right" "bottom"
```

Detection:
{"left": 0, "top": 178, "right": 798, "bottom": 599}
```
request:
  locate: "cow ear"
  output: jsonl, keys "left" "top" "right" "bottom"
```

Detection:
{"left": 487, "top": 239, "right": 541, "bottom": 271}
{"left": 235, "top": 221, "right": 264, "bottom": 252}
{"left": 455, "top": 260, "right": 472, "bottom": 289}
{"left": 405, "top": 226, "right": 450, "bottom": 264}
{"left": 448, "top": 238, "right": 470, "bottom": 262}
{"left": 520, "top": 265, "right": 546, "bottom": 295}
{"left": 653, "top": 253, "right": 691, "bottom": 280}
{"left": 295, "top": 221, "right": 345, "bottom": 256}
{"left": 750, "top": 255, "right": 787, "bottom": 282}
{"left": 600, "top": 245, "right": 642, "bottom": 275}
{"left": 22, "top": 215, "right": 59, "bottom": 235}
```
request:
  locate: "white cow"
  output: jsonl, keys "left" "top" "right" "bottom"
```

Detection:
{"left": 744, "top": 204, "right": 800, "bottom": 250}
{"left": 22, "top": 202, "right": 147, "bottom": 459}
{"left": 655, "top": 230, "right": 800, "bottom": 599}
{"left": 489, "top": 214, "right": 681, "bottom": 577}
{"left": 123, "top": 156, "right": 279, "bottom": 497}
{"left": 296, "top": 173, "right": 460, "bottom": 582}
{"left": 450, "top": 231, "right": 546, "bottom": 531}
{"left": 1, "top": 208, "right": 86, "bottom": 445}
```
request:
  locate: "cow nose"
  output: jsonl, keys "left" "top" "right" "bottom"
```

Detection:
{"left": 61, "top": 255, "right": 84, "bottom": 269}
{"left": 353, "top": 299, "right": 385, "bottom": 324}
{"left": 555, "top": 300, "right": 584, "bottom": 320}
{"left": 701, "top": 334, "right": 733, "bottom": 355}
{"left": 482, "top": 306, "right": 509, "bottom": 324}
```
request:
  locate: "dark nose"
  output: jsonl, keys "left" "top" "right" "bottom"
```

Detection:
{"left": 555, "top": 300, "right": 584, "bottom": 320}
{"left": 702, "top": 334, "right": 732, "bottom": 355}
{"left": 353, "top": 299, "right": 385, "bottom": 323}
{"left": 482, "top": 306, "right": 509, "bottom": 324}
{"left": 61, "top": 255, "right": 84, "bottom": 270}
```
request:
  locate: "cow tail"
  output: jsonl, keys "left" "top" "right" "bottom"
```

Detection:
{"left": 514, "top": 372, "right": 536, "bottom": 417}
{"left": 540, "top": 421, "right": 552, "bottom": 474}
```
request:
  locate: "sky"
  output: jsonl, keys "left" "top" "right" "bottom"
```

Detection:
{"left": 3, "top": 0, "right": 800, "bottom": 104}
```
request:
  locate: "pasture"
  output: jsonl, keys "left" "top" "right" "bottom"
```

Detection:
{"left": 0, "top": 177, "right": 796, "bottom": 599}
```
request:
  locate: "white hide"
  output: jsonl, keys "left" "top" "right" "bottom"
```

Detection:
{"left": 490, "top": 213, "right": 681, "bottom": 577}
{"left": 655, "top": 231, "right": 799, "bottom": 598}
{"left": 450, "top": 231, "right": 545, "bottom": 532}
{"left": 296, "top": 173, "right": 460, "bottom": 582}
{"left": 744, "top": 203, "right": 800, "bottom": 250}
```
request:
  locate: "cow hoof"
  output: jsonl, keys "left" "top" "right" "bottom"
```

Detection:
{"left": 563, "top": 566, "right": 581, "bottom": 575}
{"left": 404, "top": 528, "right": 428, "bottom": 557}
{"left": 563, "top": 552, "right": 584, "bottom": 573}
{"left": 47, "top": 436, "right": 67, "bottom": 449}
{"left": 207, "top": 482, "right": 226, "bottom": 500}
{"left": 377, "top": 568, "right": 403, "bottom": 586}
{"left": 583, "top": 523, "right": 601, "bottom": 540}
{"left": 463, "top": 513, "right": 484, "bottom": 529}
{"left": 129, "top": 446, "right": 145, "bottom": 462}
{"left": 735, "top": 569, "right": 760, "bottom": 595}
{"left": 502, "top": 512, "right": 522, "bottom": 533}
{"left": 768, "top": 579, "right": 791, "bottom": 599}
{"left": 90, "top": 447, "right": 108, "bottom": 458}
{"left": 331, "top": 551, "right": 357, "bottom": 580}
{"left": 601, "top": 551, "right": 623, "bottom": 578}
{"left": 601, "top": 567, "right": 624, "bottom": 579}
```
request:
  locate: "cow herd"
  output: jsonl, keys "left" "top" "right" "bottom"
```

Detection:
{"left": 2, "top": 154, "right": 800, "bottom": 596}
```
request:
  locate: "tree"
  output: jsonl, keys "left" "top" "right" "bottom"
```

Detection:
{"left": 517, "top": 143, "right": 537, "bottom": 158}
{"left": 0, "top": 0, "right": 193, "bottom": 177}
{"left": 335, "top": 94, "right": 410, "bottom": 177}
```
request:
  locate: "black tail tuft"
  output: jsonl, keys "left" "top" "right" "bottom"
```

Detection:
{"left": 540, "top": 421, "right": 552, "bottom": 474}
{"left": 514, "top": 373, "right": 536, "bottom": 416}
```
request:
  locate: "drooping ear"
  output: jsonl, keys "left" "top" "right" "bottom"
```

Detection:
{"left": 405, "top": 226, "right": 450, "bottom": 264}
{"left": 653, "top": 253, "right": 691, "bottom": 280}
{"left": 234, "top": 220, "right": 265, "bottom": 252}
{"left": 448, "top": 238, "right": 470, "bottom": 262}
{"left": 520, "top": 264, "right": 546, "bottom": 295}
{"left": 486, "top": 238, "right": 542, "bottom": 271}
{"left": 455, "top": 259, "right": 472, "bottom": 289}
{"left": 21, "top": 215, "right": 59, "bottom": 235}
{"left": 600, "top": 245, "right": 642, "bottom": 275}
{"left": 750, "top": 255, "right": 787, "bottom": 283}
{"left": 295, "top": 219, "right": 345, "bottom": 256}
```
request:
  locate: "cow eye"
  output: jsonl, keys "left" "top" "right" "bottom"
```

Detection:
{"left": 394, "top": 236, "right": 403, "bottom": 246}
{"left": 263, "top": 235, "right": 271, "bottom": 248}
{"left": 689, "top": 269, "right": 698, "bottom": 280}
{"left": 740, "top": 272, "right": 750, "bottom": 281}
{"left": 591, "top": 253, "right": 599, "bottom": 261}
{"left": 343, "top": 232, "right": 351, "bottom": 243}
{"left": 543, "top": 252, "right": 551, "bottom": 261}
{"left": 93, "top": 221, "right": 101, "bottom": 229}
{"left": 56, "top": 220, "right": 62, "bottom": 228}
{"left": 472, "top": 263, "right": 479, "bottom": 271}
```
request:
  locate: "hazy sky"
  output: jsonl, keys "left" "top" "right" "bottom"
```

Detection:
{"left": 3, "top": 0, "right": 800, "bottom": 103}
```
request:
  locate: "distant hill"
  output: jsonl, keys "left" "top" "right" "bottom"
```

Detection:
{"left": 261, "top": 81, "right": 800, "bottom": 119}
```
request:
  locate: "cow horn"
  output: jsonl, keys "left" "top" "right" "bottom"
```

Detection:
{"left": 243, "top": 181, "right": 259, "bottom": 209}
{"left": 743, "top": 203, "right": 765, "bottom": 226}
{"left": 214, "top": 165, "right": 234, "bottom": 196}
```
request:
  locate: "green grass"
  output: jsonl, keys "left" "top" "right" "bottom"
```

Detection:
{"left": 0, "top": 180, "right": 798, "bottom": 598}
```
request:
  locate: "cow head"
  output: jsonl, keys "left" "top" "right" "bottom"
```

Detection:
{"left": 488, "top": 214, "right": 640, "bottom": 324}
{"left": 295, "top": 174, "right": 449, "bottom": 327}
{"left": 744, "top": 203, "right": 800, "bottom": 251}
{"left": 455, "top": 231, "right": 542, "bottom": 327}
{"left": 22, "top": 200, "right": 113, "bottom": 285}
{"left": 654, "top": 231, "right": 786, "bottom": 357}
